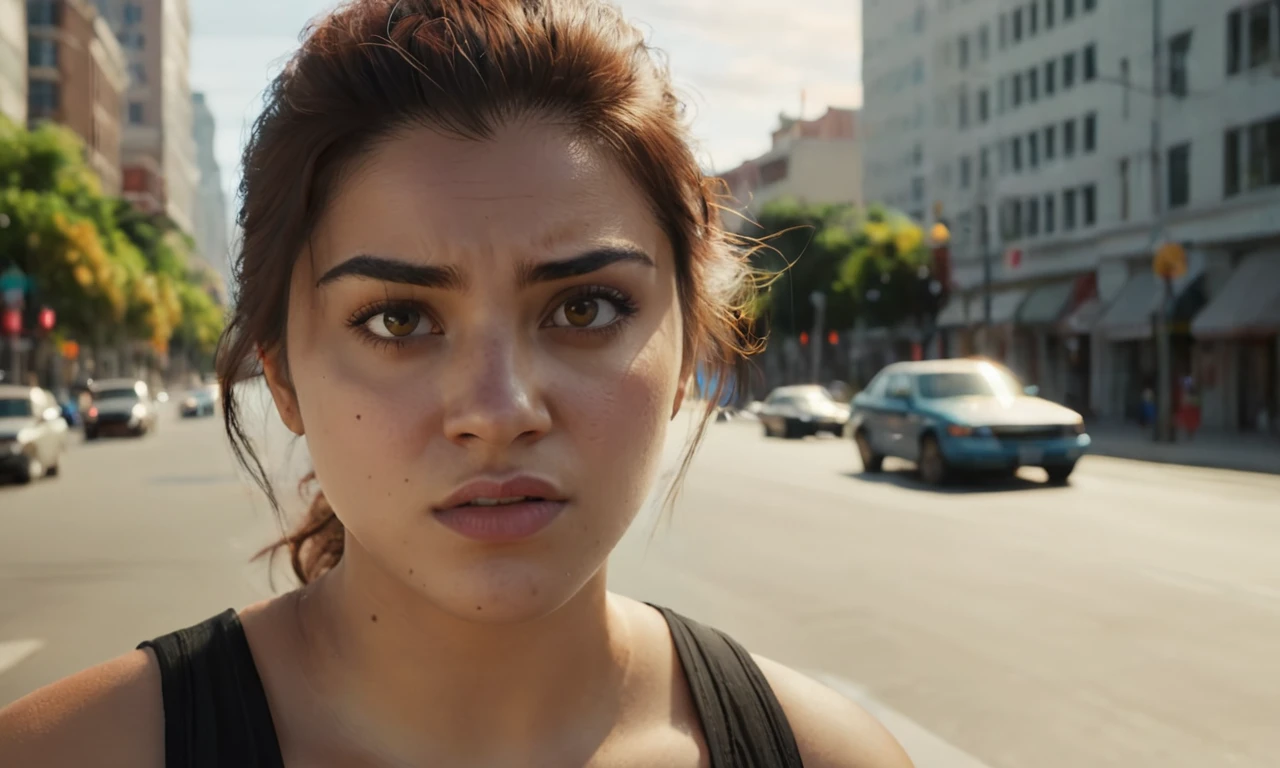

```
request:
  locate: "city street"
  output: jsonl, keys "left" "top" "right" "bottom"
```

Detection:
{"left": 2, "top": 401, "right": 1278, "bottom": 767}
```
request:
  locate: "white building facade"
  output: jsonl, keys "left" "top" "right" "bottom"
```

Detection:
{"left": 863, "top": 0, "right": 1280, "bottom": 435}
{"left": 0, "top": 0, "right": 27, "bottom": 124}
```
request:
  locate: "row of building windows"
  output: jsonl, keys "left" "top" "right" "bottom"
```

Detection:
{"left": 1226, "top": 2, "right": 1279, "bottom": 76}
{"left": 1000, "top": 183, "right": 1098, "bottom": 242}
{"left": 954, "top": 44, "right": 1097, "bottom": 131}
{"left": 27, "top": 37, "right": 57, "bottom": 68}
{"left": 954, "top": 113, "right": 1097, "bottom": 191}
{"left": 1224, "top": 115, "right": 1280, "bottom": 198}
{"left": 999, "top": 0, "right": 1097, "bottom": 51}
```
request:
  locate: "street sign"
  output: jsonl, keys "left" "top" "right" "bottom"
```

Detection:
{"left": 0, "top": 265, "right": 28, "bottom": 307}
{"left": 1153, "top": 241, "right": 1188, "bottom": 280}
{"left": 1005, "top": 248, "right": 1023, "bottom": 271}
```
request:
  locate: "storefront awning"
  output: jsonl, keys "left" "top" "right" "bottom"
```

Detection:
{"left": 989, "top": 289, "right": 1029, "bottom": 324}
{"left": 935, "top": 296, "right": 969, "bottom": 328}
{"left": 1095, "top": 266, "right": 1207, "bottom": 342}
{"left": 1058, "top": 297, "right": 1103, "bottom": 336}
{"left": 1017, "top": 281, "right": 1076, "bottom": 326}
{"left": 1191, "top": 252, "right": 1280, "bottom": 339}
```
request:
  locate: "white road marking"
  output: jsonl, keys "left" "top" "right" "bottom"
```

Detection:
{"left": 813, "top": 672, "right": 995, "bottom": 768}
{"left": 0, "top": 639, "right": 44, "bottom": 676}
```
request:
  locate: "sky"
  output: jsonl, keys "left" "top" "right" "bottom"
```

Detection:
{"left": 189, "top": 0, "right": 862, "bottom": 209}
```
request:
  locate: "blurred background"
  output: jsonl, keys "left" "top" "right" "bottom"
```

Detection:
{"left": 2, "top": 1, "right": 1278, "bottom": 767}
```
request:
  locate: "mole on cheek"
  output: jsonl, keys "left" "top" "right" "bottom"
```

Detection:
{"left": 356, "top": 414, "right": 362, "bottom": 420}
{"left": 370, "top": 614, "right": 378, "bottom": 623}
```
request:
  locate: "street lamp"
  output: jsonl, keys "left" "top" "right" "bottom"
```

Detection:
{"left": 1152, "top": 241, "right": 1187, "bottom": 444}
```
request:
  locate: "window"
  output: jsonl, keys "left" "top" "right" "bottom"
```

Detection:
{"left": 27, "top": 80, "right": 58, "bottom": 115}
{"left": 1013, "top": 8, "right": 1023, "bottom": 43}
{"left": 911, "top": 176, "right": 925, "bottom": 202}
{"left": 999, "top": 13, "right": 1008, "bottom": 48}
{"left": 998, "top": 78, "right": 1007, "bottom": 112}
{"left": 1224, "top": 128, "right": 1241, "bottom": 197}
{"left": 1064, "top": 188, "right": 1078, "bottom": 229}
{"left": 1064, "top": 118, "right": 1077, "bottom": 156}
{"left": 1248, "top": 122, "right": 1268, "bottom": 189}
{"left": 979, "top": 25, "right": 990, "bottom": 60}
{"left": 913, "top": 142, "right": 924, "bottom": 167}
{"left": 1064, "top": 0, "right": 1076, "bottom": 20}
{"left": 959, "top": 35, "right": 970, "bottom": 69}
{"left": 124, "top": 2, "right": 143, "bottom": 23}
{"left": 978, "top": 88, "right": 990, "bottom": 122}
{"left": 1167, "top": 144, "right": 1191, "bottom": 208}
{"left": 978, "top": 204, "right": 991, "bottom": 246}
{"left": 1249, "top": 2, "right": 1271, "bottom": 68}
{"left": 27, "top": 38, "right": 57, "bottom": 67}
{"left": 913, "top": 57, "right": 924, "bottom": 83}
{"left": 1084, "top": 112, "right": 1097, "bottom": 152}
{"left": 1027, "top": 197, "right": 1040, "bottom": 236}
{"left": 1169, "top": 31, "right": 1192, "bottom": 97}
{"left": 1044, "top": 194, "right": 1056, "bottom": 233}
{"left": 1082, "top": 184, "right": 1096, "bottom": 226}
{"left": 1120, "top": 58, "right": 1130, "bottom": 118}
{"left": 960, "top": 156, "right": 972, "bottom": 189}
{"left": 128, "top": 101, "right": 145, "bottom": 124}
{"left": 1028, "top": 132, "right": 1040, "bottom": 168}
{"left": 1083, "top": 0, "right": 1095, "bottom": 11}
{"left": 1029, "top": 2, "right": 1039, "bottom": 35}
{"left": 1046, "top": 0, "right": 1055, "bottom": 28}
{"left": 1012, "top": 72, "right": 1023, "bottom": 107}
{"left": 1000, "top": 198, "right": 1022, "bottom": 240}
{"left": 999, "top": 141, "right": 1008, "bottom": 174}
{"left": 1012, "top": 136, "right": 1023, "bottom": 172}
{"left": 1045, "top": 59, "right": 1056, "bottom": 95}
{"left": 129, "top": 62, "right": 147, "bottom": 85}
{"left": 980, "top": 146, "right": 991, "bottom": 179}
{"left": 1028, "top": 68, "right": 1039, "bottom": 102}
{"left": 959, "top": 90, "right": 970, "bottom": 129}
{"left": 1045, "top": 124, "right": 1057, "bottom": 160}
{"left": 1063, "top": 52, "right": 1077, "bottom": 88}
{"left": 1120, "top": 158, "right": 1130, "bottom": 219}
{"left": 1083, "top": 44, "right": 1097, "bottom": 81}
{"left": 1227, "top": 9, "right": 1242, "bottom": 75}
{"left": 26, "top": 0, "right": 60, "bottom": 25}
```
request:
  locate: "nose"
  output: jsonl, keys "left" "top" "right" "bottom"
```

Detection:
{"left": 441, "top": 334, "right": 552, "bottom": 449}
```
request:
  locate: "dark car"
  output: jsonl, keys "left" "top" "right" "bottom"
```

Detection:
{"left": 180, "top": 389, "right": 216, "bottom": 418}
{"left": 84, "top": 379, "right": 160, "bottom": 439}
{"left": 758, "top": 385, "right": 852, "bottom": 439}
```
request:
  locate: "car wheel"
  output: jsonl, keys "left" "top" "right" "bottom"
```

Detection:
{"left": 919, "top": 435, "right": 951, "bottom": 486}
{"left": 782, "top": 419, "right": 802, "bottom": 439}
{"left": 855, "top": 431, "right": 884, "bottom": 473}
{"left": 84, "top": 429, "right": 98, "bottom": 441}
{"left": 1045, "top": 463, "right": 1076, "bottom": 485}
{"left": 18, "top": 455, "right": 44, "bottom": 484}
{"left": 46, "top": 461, "right": 59, "bottom": 477}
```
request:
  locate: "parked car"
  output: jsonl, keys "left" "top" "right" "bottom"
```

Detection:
{"left": 848, "top": 359, "right": 1091, "bottom": 485}
{"left": 84, "top": 379, "right": 160, "bottom": 439}
{"left": 0, "top": 385, "right": 70, "bottom": 483}
{"left": 758, "top": 385, "right": 851, "bottom": 439}
{"left": 180, "top": 389, "right": 217, "bottom": 418}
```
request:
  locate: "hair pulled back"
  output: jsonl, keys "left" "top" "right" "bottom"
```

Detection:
{"left": 216, "top": 0, "right": 760, "bottom": 584}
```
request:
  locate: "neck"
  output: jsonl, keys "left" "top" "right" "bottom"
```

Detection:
{"left": 294, "top": 543, "right": 631, "bottom": 762}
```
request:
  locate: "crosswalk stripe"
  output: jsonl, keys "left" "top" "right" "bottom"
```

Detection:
{"left": 0, "top": 640, "right": 44, "bottom": 676}
{"left": 813, "top": 672, "right": 995, "bottom": 768}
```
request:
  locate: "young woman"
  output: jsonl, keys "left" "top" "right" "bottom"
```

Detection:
{"left": 0, "top": 1, "right": 912, "bottom": 765}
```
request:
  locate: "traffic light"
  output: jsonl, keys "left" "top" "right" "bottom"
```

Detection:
{"left": 799, "top": 331, "right": 809, "bottom": 346}
{"left": 38, "top": 307, "right": 55, "bottom": 332}
{"left": 827, "top": 330, "right": 838, "bottom": 345}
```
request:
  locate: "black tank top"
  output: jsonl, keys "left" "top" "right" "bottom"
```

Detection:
{"left": 138, "top": 606, "right": 804, "bottom": 767}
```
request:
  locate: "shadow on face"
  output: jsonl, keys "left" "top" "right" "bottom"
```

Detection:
{"left": 263, "top": 119, "right": 690, "bottom": 621}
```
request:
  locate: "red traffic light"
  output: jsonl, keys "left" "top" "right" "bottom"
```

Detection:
{"left": 799, "top": 332, "right": 810, "bottom": 346}
{"left": 827, "top": 330, "right": 839, "bottom": 345}
{"left": 38, "top": 306, "right": 56, "bottom": 331}
{"left": 1, "top": 308, "right": 20, "bottom": 336}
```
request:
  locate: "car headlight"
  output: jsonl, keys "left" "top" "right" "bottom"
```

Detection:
{"left": 184, "top": 398, "right": 197, "bottom": 409}
{"left": 131, "top": 403, "right": 146, "bottom": 419}
{"left": 947, "top": 425, "right": 994, "bottom": 438}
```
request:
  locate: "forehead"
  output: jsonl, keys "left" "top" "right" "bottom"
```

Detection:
{"left": 310, "top": 120, "right": 668, "bottom": 271}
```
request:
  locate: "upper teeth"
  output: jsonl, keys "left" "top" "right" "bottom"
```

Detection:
{"left": 468, "top": 496, "right": 537, "bottom": 507}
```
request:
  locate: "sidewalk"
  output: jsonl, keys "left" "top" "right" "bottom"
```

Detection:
{"left": 1085, "top": 424, "right": 1280, "bottom": 475}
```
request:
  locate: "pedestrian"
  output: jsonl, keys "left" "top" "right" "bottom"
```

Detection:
{"left": 0, "top": 1, "right": 911, "bottom": 766}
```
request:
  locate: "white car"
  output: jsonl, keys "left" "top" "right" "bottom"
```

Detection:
{"left": 84, "top": 379, "right": 160, "bottom": 439}
{"left": 0, "top": 385, "right": 70, "bottom": 483}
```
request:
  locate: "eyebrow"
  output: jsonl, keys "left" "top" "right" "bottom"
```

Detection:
{"left": 315, "top": 247, "right": 654, "bottom": 290}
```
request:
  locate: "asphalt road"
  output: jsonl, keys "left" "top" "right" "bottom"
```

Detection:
{"left": 2, "top": 399, "right": 1277, "bottom": 767}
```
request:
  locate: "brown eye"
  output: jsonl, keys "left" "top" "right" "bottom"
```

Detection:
{"left": 550, "top": 296, "right": 618, "bottom": 329}
{"left": 563, "top": 298, "right": 599, "bottom": 327}
{"left": 366, "top": 307, "right": 426, "bottom": 339}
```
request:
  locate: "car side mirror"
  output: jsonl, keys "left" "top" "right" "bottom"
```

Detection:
{"left": 1024, "top": 385, "right": 1040, "bottom": 397}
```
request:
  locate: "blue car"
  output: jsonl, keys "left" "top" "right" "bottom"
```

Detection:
{"left": 848, "top": 359, "right": 1091, "bottom": 485}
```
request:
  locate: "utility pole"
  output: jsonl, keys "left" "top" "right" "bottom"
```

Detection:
{"left": 810, "top": 291, "right": 826, "bottom": 383}
{"left": 1150, "top": 0, "right": 1175, "bottom": 443}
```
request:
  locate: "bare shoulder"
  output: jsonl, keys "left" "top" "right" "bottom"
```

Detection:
{"left": 0, "top": 649, "right": 164, "bottom": 768}
{"left": 754, "top": 655, "right": 915, "bottom": 768}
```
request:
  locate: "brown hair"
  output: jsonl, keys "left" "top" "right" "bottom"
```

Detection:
{"left": 216, "top": 0, "right": 760, "bottom": 585}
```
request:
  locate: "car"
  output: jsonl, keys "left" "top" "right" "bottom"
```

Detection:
{"left": 180, "top": 389, "right": 217, "bottom": 418}
{"left": 758, "top": 385, "right": 851, "bottom": 439}
{"left": 84, "top": 379, "right": 160, "bottom": 439}
{"left": 0, "top": 385, "right": 70, "bottom": 483}
{"left": 848, "top": 358, "right": 1091, "bottom": 485}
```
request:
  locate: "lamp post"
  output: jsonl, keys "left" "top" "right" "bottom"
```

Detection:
{"left": 809, "top": 291, "right": 826, "bottom": 384}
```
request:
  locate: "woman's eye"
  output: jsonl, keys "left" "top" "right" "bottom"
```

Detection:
{"left": 366, "top": 307, "right": 428, "bottom": 339}
{"left": 549, "top": 296, "right": 620, "bottom": 329}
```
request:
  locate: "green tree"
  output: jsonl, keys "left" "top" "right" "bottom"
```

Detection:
{"left": 835, "top": 205, "right": 946, "bottom": 330}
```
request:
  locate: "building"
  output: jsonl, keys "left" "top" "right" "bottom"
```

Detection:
{"left": 26, "top": 0, "right": 128, "bottom": 193}
{"left": 96, "top": 0, "right": 198, "bottom": 234}
{"left": 0, "top": 0, "right": 27, "bottom": 124}
{"left": 862, "top": 0, "right": 1280, "bottom": 435}
{"left": 718, "top": 107, "right": 862, "bottom": 232}
{"left": 192, "top": 91, "right": 230, "bottom": 298}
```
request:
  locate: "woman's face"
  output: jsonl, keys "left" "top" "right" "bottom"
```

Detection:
{"left": 267, "top": 120, "right": 687, "bottom": 621}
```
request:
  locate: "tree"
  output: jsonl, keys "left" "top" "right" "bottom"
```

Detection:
{"left": 835, "top": 205, "right": 946, "bottom": 330}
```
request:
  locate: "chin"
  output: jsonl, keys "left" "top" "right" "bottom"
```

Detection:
{"left": 410, "top": 556, "right": 601, "bottom": 624}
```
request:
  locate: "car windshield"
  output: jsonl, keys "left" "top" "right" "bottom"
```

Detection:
{"left": 918, "top": 369, "right": 1022, "bottom": 399}
{"left": 94, "top": 388, "right": 140, "bottom": 401}
{"left": 187, "top": 390, "right": 210, "bottom": 401}
{"left": 0, "top": 398, "right": 32, "bottom": 417}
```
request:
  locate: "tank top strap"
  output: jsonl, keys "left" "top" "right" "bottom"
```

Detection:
{"left": 138, "top": 609, "right": 285, "bottom": 768}
{"left": 655, "top": 605, "right": 805, "bottom": 767}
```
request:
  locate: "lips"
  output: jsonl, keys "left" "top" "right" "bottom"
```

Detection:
{"left": 435, "top": 475, "right": 566, "bottom": 512}
{"left": 432, "top": 475, "right": 568, "bottom": 543}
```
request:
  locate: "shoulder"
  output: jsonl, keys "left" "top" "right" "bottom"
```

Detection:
{"left": 754, "top": 655, "right": 915, "bottom": 768}
{"left": 0, "top": 649, "right": 164, "bottom": 768}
